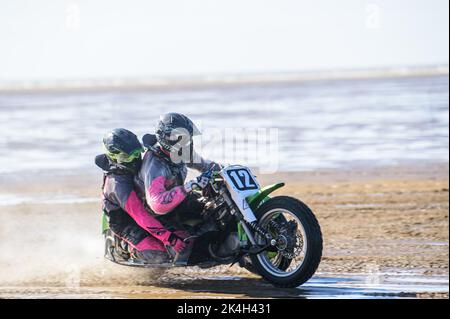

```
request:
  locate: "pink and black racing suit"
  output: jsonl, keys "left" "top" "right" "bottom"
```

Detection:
{"left": 135, "top": 148, "right": 221, "bottom": 228}
{"left": 100, "top": 158, "right": 175, "bottom": 257}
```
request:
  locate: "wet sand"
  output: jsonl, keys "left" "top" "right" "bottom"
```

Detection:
{"left": 0, "top": 163, "right": 448, "bottom": 298}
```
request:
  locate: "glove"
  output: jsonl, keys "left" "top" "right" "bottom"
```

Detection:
{"left": 172, "top": 238, "right": 187, "bottom": 254}
{"left": 184, "top": 172, "right": 212, "bottom": 193}
{"left": 163, "top": 233, "right": 187, "bottom": 254}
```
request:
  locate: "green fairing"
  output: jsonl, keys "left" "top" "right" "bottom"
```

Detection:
{"left": 102, "top": 212, "right": 109, "bottom": 234}
{"left": 238, "top": 183, "right": 286, "bottom": 241}
{"left": 246, "top": 183, "right": 285, "bottom": 211}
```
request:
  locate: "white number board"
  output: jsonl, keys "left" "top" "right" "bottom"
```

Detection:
{"left": 220, "top": 165, "right": 260, "bottom": 223}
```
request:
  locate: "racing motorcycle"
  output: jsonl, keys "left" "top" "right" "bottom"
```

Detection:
{"left": 102, "top": 150, "right": 322, "bottom": 288}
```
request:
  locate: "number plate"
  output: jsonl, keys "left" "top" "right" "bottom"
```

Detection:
{"left": 220, "top": 165, "right": 260, "bottom": 223}
{"left": 226, "top": 168, "right": 259, "bottom": 191}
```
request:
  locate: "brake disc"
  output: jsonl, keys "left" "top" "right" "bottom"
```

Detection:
{"left": 277, "top": 220, "right": 303, "bottom": 259}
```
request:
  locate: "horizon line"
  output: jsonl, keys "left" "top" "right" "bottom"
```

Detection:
{"left": 0, "top": 64, "right": 448, "bottom": 94}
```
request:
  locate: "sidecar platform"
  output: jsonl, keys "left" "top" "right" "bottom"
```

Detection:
{"left": 105, "top": 256, "right": 220, "bottom": 269}
{"left": 105, "top": 255, "right": 174, "bottom": 268}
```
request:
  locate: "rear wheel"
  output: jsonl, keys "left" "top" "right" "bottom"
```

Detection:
{"left": 249, "top": 196, "right": 322, "bottom": 288}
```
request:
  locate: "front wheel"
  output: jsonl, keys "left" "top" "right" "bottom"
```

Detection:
{"left": 249, "top": 196, "right": 323, "bottom": 288}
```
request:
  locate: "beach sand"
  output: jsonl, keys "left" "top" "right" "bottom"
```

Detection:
{"left": 0, "top": 163, "right": 448, "bottom": 298}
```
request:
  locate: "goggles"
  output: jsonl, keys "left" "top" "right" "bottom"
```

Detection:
{"left": 107, "top": 147, "right": 142, "bottom": 164}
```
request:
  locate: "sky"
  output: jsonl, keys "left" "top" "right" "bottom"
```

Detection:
{"left": 0, "top": 0, "right": 448, "bottom": 81}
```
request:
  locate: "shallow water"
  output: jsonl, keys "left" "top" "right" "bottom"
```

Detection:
{"left": 0, "top": 75, "right": 448, "bottom": 174}
{"left": 0, "top": 193, "right": 98, "bottom": 206}
{"left": 299, "top": 272, "right": 449, "bottom": 299}
{"left": 0, "top": 271, "right": 447, "bottom": 299}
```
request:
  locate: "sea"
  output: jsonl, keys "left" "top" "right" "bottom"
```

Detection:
{"left": 0, "top": 74, "right": 448, "bottom": 175}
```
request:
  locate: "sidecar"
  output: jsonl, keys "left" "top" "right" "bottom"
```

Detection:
{"left": 101, "top": 181, "right": 286, "bottom": 270}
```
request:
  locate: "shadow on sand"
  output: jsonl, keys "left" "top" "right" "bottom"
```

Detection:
{"left": 155, "top": 277, "right": 304, "bottom": 298}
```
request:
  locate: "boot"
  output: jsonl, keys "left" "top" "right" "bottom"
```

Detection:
{"left": 166, "top": 240, "right": 194, "bottom": 266}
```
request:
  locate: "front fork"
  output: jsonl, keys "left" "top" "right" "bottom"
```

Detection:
{"left": 220, "top": 190, "right": 276, "bottom": 255}
{"left": 220, "top": 190, "right": 259, "bottom": 244}
{"left": 239, "top": 220, "right": 258, "bottom": 245}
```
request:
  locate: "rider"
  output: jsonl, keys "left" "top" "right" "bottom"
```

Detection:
{"left": 96, "top": 128, "right": 188, "bottom": 264}
{"left": 136, "top": 113, "right": 222, "bottom": 263}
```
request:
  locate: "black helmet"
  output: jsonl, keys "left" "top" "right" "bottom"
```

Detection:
{"left": 156, "top": 113, "right": 201, "bottom": 156}
{"left": 103, "top": 128, "right": 143, "bottom": 166}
